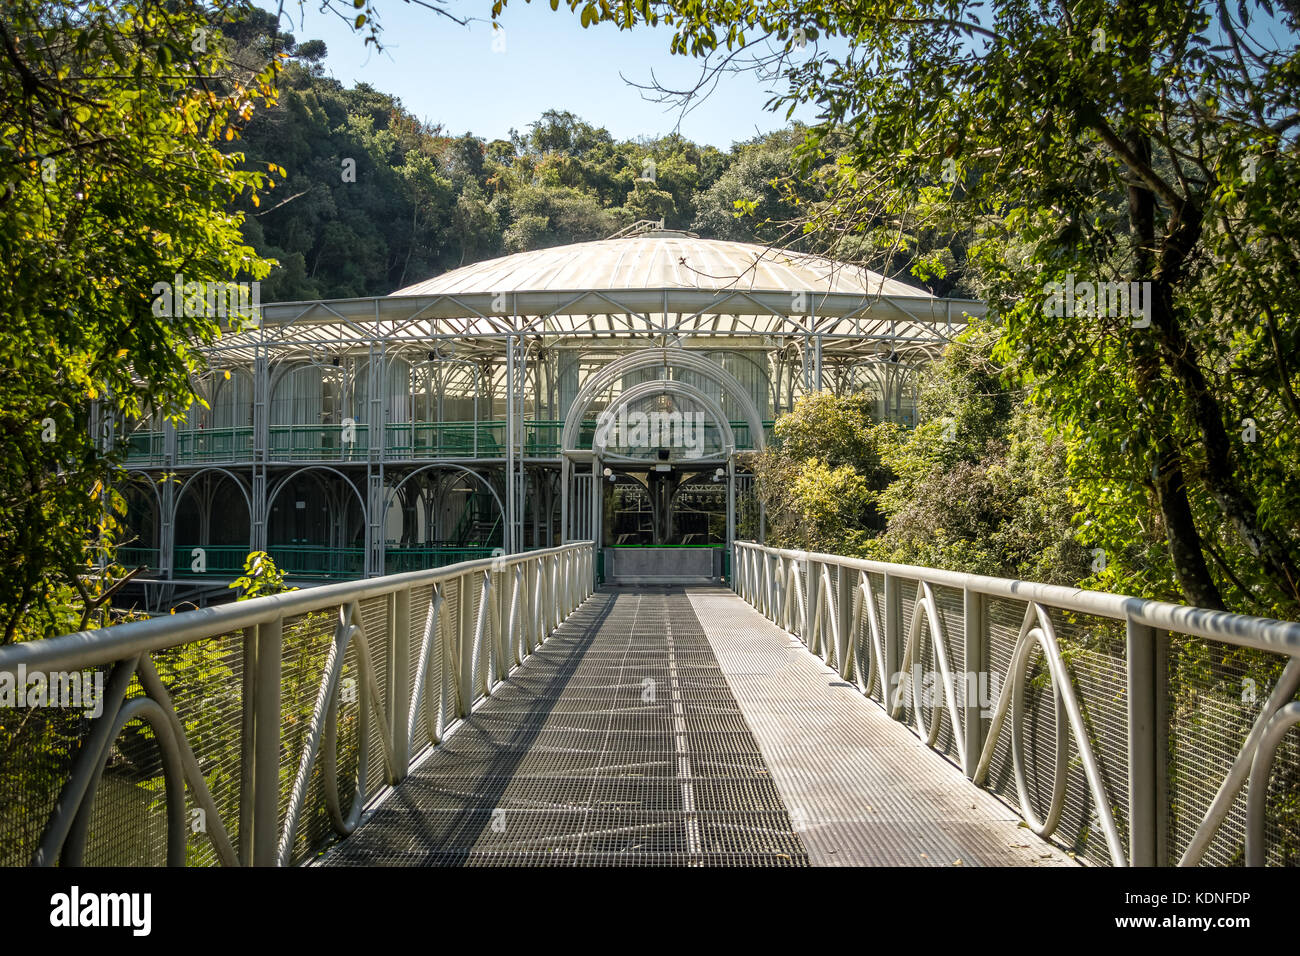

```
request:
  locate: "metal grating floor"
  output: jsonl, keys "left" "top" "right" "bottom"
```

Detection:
{"left": 321, "top": 588, "right": 810, "bottom": 866}
{"left": 687, "top": 589, "right": 1077, "bottom": 866}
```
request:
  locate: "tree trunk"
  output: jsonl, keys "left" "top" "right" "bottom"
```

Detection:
{"left": 1125, "top": 129, "right": 1224, "bottom": 610}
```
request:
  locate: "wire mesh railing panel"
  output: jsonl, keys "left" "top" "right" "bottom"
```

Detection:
{"left": 976, "top": 601, "right": 1127, "bottom": 864}
{"left": 333, "top": 639, "right": 363, "bottom": 853}
{"left": 923, "top": 583, "right": 964, "bottom": 763}
{"left": 730, "top": 542, "right": 1300, "bottom": 869}
{"left": 469, "top": 575, "right": 488, "bottom": 701}
{"left": 408, "top": 583, "right": 435, "bottom": 751}
{"left": 983, "top": 597, "right": 1026, "bottom": 810}
{"left": 276, "top": 608, "right": 339, "bottom": 866}
{"left": 867, "top": 572, "right": 887, "bottom": 705}
{"left": 823, "top": 563, "right": 839, "bottom": 666}
{"left": 895, "top": 579, "right": 919, "bottom": 727}
{"left": 440, "top": 577, "right": 462, "bottom": 732}
{"left": 848, "top": 575, "right": 875, "bottom": 700}
{"left": 0, "top": 663, "right": 112, "bottom": 866}
{"left": 149, "top": 630, "right": 246, "bottom": 866}
{"left": 359, "top": 595, "right": 391, "bottom": 802}
{"left": 1166, "top": 636, "right": 1298, "bottom": 866}
{"left": 80, "top": 705, "right": 169, "bottom": 867}
{"left": 1053, "top": 613, "right": 1129, "bottom": 866}
{"left": 1260, "top": 731, "right": 1300, "bottom": 867}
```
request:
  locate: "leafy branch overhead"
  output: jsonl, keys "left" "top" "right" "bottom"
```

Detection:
{"left": 538, "top": 0, "right": 1300, "bottom": 617}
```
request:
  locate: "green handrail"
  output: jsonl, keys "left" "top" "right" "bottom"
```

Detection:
{"left": 117, "top": 546, "right": 161, "bottom": 569}
{"left": 267, "top": 424, "right": 369, "bottom": 462}
{"left": 122, "top": 432, "right": 166, "bottom": 465}
{"left": 266, "top": 544, "right": 365, "bottom": 577}
{"left": 173, "top": 544, "right": 252, "bottom": 576}
{"left": 171, "top": 544, "right": 503, "bottom": 579}
{"left": 383, "top": 546, "right": 496, "bottom": 574}
{"left": 127, "top": 417, "right": 777, "bottom": 466}
{"left": 176, "top": 427, "right": 255, "bottom": 463}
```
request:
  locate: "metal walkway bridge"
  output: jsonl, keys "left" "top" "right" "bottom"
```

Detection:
{"left": 2, "top": 543, "right": 1298, "bottom": 867}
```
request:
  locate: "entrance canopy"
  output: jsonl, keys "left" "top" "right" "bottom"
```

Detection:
{"left": 561, "top": 348, "right": 766, "bottom": 461}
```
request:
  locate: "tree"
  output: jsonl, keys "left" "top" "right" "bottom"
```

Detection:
{"left": 0, "top": 0, "right": 279, "bottom": 643}
{"left": 501, "top": 183, "right": 626, "bottom": 251}
{"left": 692, "top": 129, "right": 803, "bottom": 242}
{"left": 543, "top": 0, "right": 1300, "bottom": 615}
{"left": 870, "top": 324, "right": 1091, "bottom": 586}
{"left": 752, "top": 391, "right": 900, "bottom": 553}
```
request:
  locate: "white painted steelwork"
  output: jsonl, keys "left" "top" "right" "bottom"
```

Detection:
{"left": 732, "top": 541, "right": 1300, "bottom": 867}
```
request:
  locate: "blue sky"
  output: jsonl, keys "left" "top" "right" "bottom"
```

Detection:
{"left": 261, "top": 0, "right": 817, "bottom": 148}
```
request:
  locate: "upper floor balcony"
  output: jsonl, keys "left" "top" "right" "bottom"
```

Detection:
{"left": 120, "top": 419, "right": 776, "bottom": 467}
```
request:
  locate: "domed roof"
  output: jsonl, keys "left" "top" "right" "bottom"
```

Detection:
{"left": 240, "top": 228, "right": 978, "bottom": 366}
{"left": 390, "top": 232, "right": 930, "bottom": 299}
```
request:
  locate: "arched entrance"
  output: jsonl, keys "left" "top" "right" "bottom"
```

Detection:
{"left": 560, "top": 349, "right": 764, "bottom": 584}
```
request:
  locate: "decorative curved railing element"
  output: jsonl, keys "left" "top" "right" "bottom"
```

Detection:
{"left": 0, "top": 543, "right": 594, "bottom": 868}
{"left": 1248, "top": 700, "right": 1300, "bottom": 866}
{"left": 970, "top": 601, "right": 1124, "bottom": 864}
{"left": 732, "top": 541, "right": 1300, "bottom": 867}
{"left": 899, "top": 582, "right": 967, "bottom": 769}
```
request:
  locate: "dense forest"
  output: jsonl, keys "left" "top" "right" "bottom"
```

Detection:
{"left": 223, "top": 11, "right": 970, "bottom": 301}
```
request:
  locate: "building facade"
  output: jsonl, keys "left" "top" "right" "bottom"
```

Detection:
{"left": 115, "top": 227, "right": 982, "bottom": 606}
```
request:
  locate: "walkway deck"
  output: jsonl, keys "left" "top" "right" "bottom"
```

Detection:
{"left": 322, "top": 587, "right": 1074, "bottom": 867}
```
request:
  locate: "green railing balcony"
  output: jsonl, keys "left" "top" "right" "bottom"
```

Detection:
{"left": 122, "top": 432, "right": 166, "bottom": 466}
{"left": 138, "top": 545, "right": 493, "bottom": 579}
{"left": 177, "top": 427, "right": 255, "bottom": 463}
{"left": 266, "top": 544, "right": 365, "bottom": 578}
{"left": 173, "top": 544, "right": 252, "bottom": 577}
{"left": 729, "top": 419, "right": 775, "bottom": 451}
{"left": 385, "top": 421, "right": 504, "bottom": 459}
{"left": 118, "top": 418, "right": 776, "bottom": 467}
{"left": 117, "top": 546, "right": 161, "bottom": 571}
{"left": 268, "top": 424, "right": 370, "bottom": 462}
{"left": 525, "top": 420, "right": 563, "bottom": 455}
{"left": 384, "top": 546, "right": 497, "bottom": 574}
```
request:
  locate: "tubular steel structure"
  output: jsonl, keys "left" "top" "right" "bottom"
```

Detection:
{"left": 732, "top": 541, "right": 1300, "bottom": 867}
{"left": 107, "top": 232, "right": 982, "bottom": 608}
{"left": 0, "top": 544, "right": 593, "bottom": 867}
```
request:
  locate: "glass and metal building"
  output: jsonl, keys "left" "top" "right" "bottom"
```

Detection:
{"left": 116, "top": 225, "right": 983, "bottom": 604}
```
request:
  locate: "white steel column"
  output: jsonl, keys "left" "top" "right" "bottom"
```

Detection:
{"left": 505, "top": 333, "right": 516, "bottom": 553}
{"left": 365, "top": 337, "right": 386, "bottom": 577}
{"left": 251, "top": 348, "right": 268, "bottom": 555}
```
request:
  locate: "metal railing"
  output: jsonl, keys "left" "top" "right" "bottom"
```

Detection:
{"left": 268, "top": 424, "right": 370, "bottom": 462}
{"left": 122, "top": 420, "right": 778, "bottom": 467}
{"left": 732, "top": 541, "right": 1300, "bottom": 867}
{"left": 0, "top": 543, "right": 594, "bottom": 867}
{"left": 176, "top": 426, "right": 255, "bottom": 463}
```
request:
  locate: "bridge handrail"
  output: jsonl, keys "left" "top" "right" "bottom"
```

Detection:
{"left": 732, "top": 540, "right": 1300, "bottom": 868}
{"left": 0, "top": 542, "right": 596, "bottom": 867}
{"left": 0, "top": 545, "right": 582, "bottom": 672}
{"left": 744, "top": 544, "right": 1300, "bottom": 654}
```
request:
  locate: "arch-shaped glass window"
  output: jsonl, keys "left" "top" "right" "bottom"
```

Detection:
{"left": 271, "top": 362, "right": 348, "bottom": 426}
{"left": 210, "top": 368, "right": 254, "bottom": 428}
{"left": 410, "top": 358, "right": 484, "bottom": 423}
{"left": 697, "top": 349, "right": 771, "bottom": 422}
{"left": 595, "top": 387, "right": 731, "bottom": 463}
